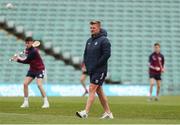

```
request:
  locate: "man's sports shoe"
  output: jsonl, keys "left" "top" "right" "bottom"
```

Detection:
{"left": 100, "top": 112, "right": 114, "bottom": 119}
{"left": 76, "top": 110, "right": 88, "bottom": 118}
{"left": 147, "top": 96, "right": 153, "bottom": 102}
{"left": 20, "top": 101, "right": 29, "bottom": 108}
{"left": 154, "top": 96, "right": 159, "bottom": 101}
{"left": 42, "top": 101, "right": 49, "bottom": 108}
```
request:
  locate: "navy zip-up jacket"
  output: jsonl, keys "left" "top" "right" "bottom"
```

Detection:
{"left": 83, "top": 29, "right": 111, "bottom": 74}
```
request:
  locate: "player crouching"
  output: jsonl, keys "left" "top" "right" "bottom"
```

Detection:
{"left": 11, "top": 37, "right": 49, "bottom": 108}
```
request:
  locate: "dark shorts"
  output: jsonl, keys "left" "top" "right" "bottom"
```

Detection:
{"left": 82, "top": 71, "right": 88, "bottom": 75}
{"left": 149, "top": 73, "right": 161, "bottom": 80}
{"left": 26, "top": 70, "right": 45, "bottom": 79}
{"left": 90, "top": 72, "right": 106, "bottom": 86}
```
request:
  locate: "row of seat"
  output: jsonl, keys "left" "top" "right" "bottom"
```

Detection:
{"left": 0, "top": 0, "right": 179, "bottom": 87}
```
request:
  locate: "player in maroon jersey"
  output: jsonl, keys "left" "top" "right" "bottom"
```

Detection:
{"left": 11, "top": 37, "right": 49, "bottom": 108}
{"left": 148, "top": 43, "right": 165, "bottom": 101}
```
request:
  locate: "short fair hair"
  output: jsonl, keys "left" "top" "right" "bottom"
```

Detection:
{"left": 90, "top": 20, "right": 101, "bottom": 27}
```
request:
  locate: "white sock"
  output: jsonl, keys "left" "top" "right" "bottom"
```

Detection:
{"left": 43, "top": 97, "right": 48, "bottom": 103}
{"left": 24, "top": 97, "right": 29, "bottom": 102}
{"left": 149, "top": 95, "right": 152, "bottom": 98}
{"left": 106, "top": 112, "right": 111, "bottom": 114}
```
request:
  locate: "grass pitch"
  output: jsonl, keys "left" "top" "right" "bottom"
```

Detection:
{"left": 0, "top": 96, "right": 180, "bottom": 124}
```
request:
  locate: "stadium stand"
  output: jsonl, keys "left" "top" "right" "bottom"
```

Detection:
{"left": 0, "top": 0, "right": 180, "bottom": 94}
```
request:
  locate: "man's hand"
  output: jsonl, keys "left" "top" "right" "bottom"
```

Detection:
{"left": 82, "top": 65, "right": 87, "bottom": 72}
{"left": 11, "top": 55, "right": 18, "bottom": 62}
{"left": 161, "top": 68, "right": 165, "bottom": 73}
{"left": 155, "top": 67, "right": 160, "bottom": 71}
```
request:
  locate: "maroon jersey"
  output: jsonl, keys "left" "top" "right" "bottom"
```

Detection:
{"left": 149, "top": 52, "right": 165, "bottom": 74}
{"left": 17, "top": 47, "right": 45, "bottom": 72}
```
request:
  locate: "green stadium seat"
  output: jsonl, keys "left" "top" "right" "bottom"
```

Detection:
{"left": 0, "top": 0, "right": 179, "bottom": 92}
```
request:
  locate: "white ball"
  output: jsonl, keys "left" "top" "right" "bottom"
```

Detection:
{"left": 6, "top": 3, "right": 14, "bottom": 9}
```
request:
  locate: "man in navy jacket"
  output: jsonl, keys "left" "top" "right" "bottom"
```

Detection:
{"left": 76, "top": 21, "right": 113, "bottom": 119}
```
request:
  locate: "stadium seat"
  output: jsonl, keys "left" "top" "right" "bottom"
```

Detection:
{"left": 0, "top": 0, "right": 179, "bottom": 93}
